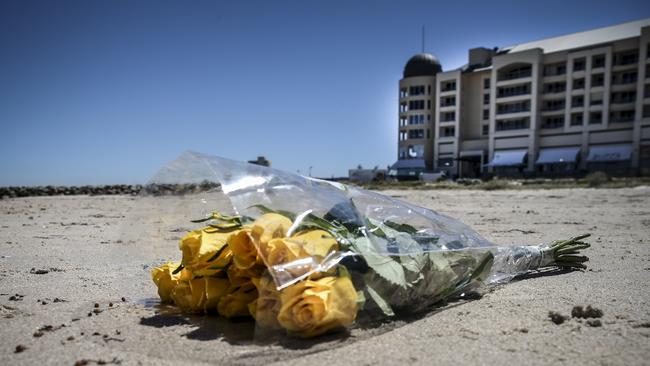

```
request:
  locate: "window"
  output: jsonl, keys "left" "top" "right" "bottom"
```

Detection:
{"left": 408, "top": 100, "right": 425, "bottom": 110}
{"left": 496, "top": 101, "right": 530, "bottom": 114}
{"left": 614, "top": 50, "right": 638, "bottom": 66}
{"left": 591, "top": 74, "right": 604, "bottom": 87}
{"left": 611, "top": 91, "right": 636, "bottom": 104}
{"left": 440, "top": 126, "right": 455, "bottom": 137}
{"left": 573, "top": 58, "right": 586, "bottom": 71}
{"left": 482, "top": 109, "right": 490, "bottom": 120}
{"left": 482, "top": 124, "right": 489, "bottom": 135}
{"left": 592, "top": 54, "right": 605, "bottom": 68}
{"left": 612, "top": 71, "right": 637, "bottom": 85}
{"left": 484, "top": 78, "right": 491, "bottom": 89}
{"left": 543, "top": 63, "right": 566, "bottom": 76}
{"left": 399, "top": 147, "right": 407, "bottom": 158}
{"left": 541, "top": 116, "right": 564, "bottom": 129}
{"left": 427, "top": 100, "right": 431, "bottom": 110}
{"left": 496, "top": 118, "right": 529, "bottom": 131}
{"left": 542, "top": 99, "right": 565, "bottom": 111}
{"left": 408, "top": 129, "right": 425, "bottom": 139}
{"left": 399, "top": 117, "right": 407, "bottom": 127}
{"left": 571, "top": 95, "right": 584, "bottom": 108}
{"left": 590, "top": 92, "right": 603, "bottom": 106}
{"left": 497, "top": 84, "right": 531, "bottom": 98}
{"left": 408, "top": 145, "right": 424, "bottom": 158}
{"left": 570, "top": 112, "right": 583, "bottom": 126}
{"left": 400, "top": 103, "right": 408, "bottom": 112}
{"left": 483, "top": 93, "right": 490, "bottom": 104}
{"left": 399, "top": 88, "right": 408, "bottom": 98}
{"left": 440, "top": 96, "right": 456, "bottom": 107}
{"left": 408, "top": 115, "right": 425, "bottom": 125}
{"left": 573, "top": 78, "right": 585, "bottom": 90}
{"left": 409, "top": 85, "right": 425, "bottom": 96}
{"left": 499, "top": 65, "right": 532, "bottom": 81}
{"left": 399, "top": 131, "right": 407, "bottom": 141}
{"left": 427, "top": 129, "right": 430, "bottom": 139}
{"left": 610, "top": 110, "right": 635, "bottom": 123}
{"left": 440, "top": 111, "right": 455, "bottom": 122}
{"left": 427, "top": 85, "right": 431, "bottom": 95}
{"left": 427, "top": 114, "right": 431, "bottom": 122}
{"left": 543, "top": 81, "right": 566, "bottom": 94}
{"left": 441, "top": 81, "right": 456, "bottom": 92}
{"left": 589, "top": 111, "right": 602, "bottom": 124}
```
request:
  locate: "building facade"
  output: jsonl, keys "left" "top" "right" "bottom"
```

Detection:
{"left": 393, "top": 18, "right": 650, "bottom": 179}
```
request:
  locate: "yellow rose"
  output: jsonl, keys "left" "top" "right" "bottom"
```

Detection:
{"left": 227, "top": 264, "right": 265, "bottom": 287}
{"left": 204, "top": 277, "right": 231, "bottom": 312}
{"left": 217, "top": 282, "right": 258, "bottom": 318}
{"left": 250, "top": 213, "right": 293, "bottom": 247}
{"left": 228, "top": 229, "right": 262, "bottom": 270}
{"left": 259, "top": 230, "right": 338, "bottom": 279}
{"left": 260, "top": 237, "right": 308, "bottom": 268}
{"left": 291, "top": 230, "right": 338, "bottom": 259}
{"left": 170, "top": 277, "right": 230, "bottom": 313}
{"left": 249, "top": 276, "right": 282, "bottom": 329}
{"left": 179, "top": 228, "right": 234, "bottom": 277}
{"left": 170, "top": 278, "right": 206, "bottom": 313}
{"left": 151, "top": 262, "right": 191, "bottom": 303}
{"left": 277, "top": 276, "right": 358, "bottom": 338}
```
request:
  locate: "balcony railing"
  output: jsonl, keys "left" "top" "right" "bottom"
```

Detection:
{"left": 542, "top": 104, "right": 565, "bottom": 111}
{"left": 499, "top": 69, "right": 532, "bottom": 81}
{"left": 496, "top": 106, "right": 530, "bottom": 115}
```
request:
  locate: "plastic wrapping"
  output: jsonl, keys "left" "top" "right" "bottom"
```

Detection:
{"left": 148, "top": 151, "right": 590, "bottom": 338}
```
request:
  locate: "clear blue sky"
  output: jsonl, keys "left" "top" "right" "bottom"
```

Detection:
{"left": 1, "top": 0, "right": 649, "bottom": 185}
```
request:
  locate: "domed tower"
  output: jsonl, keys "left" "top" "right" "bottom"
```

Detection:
{"left": 393, "top": 53, "right": 441, "bottom": 180}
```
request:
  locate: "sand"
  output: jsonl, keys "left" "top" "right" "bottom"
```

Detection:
{"left": 1, "top": 187, "right": 649, "bottom": 365}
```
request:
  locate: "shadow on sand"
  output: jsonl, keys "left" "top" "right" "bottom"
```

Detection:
{"left": 138, "top": 267, "right": 581, "bottom": 352}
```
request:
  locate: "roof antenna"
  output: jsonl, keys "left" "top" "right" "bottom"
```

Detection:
{"left": 421, "top": 25, "right": 425, "bottom": 53}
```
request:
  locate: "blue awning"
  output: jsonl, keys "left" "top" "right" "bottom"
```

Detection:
{"left": 391, "top": 159, "right": 426, "bottom": 169}
{"left": 536, "top": 147, "right": 580, "bottom": 164}
{"left": 587, "top": 144, "right": 632, "bottom": 162}
{"left": 486, "top": 150, "right": 527, "bottom": 167}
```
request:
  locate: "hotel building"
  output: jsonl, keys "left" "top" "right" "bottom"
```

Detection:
{"left": 393, "top": 18, "right": 650, "bottom": 179}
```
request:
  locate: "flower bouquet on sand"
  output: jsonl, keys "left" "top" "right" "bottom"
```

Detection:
{"left": 150, "top": 152, "right": 590, "bottom": 338}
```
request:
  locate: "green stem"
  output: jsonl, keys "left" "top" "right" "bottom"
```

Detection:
{"left": 543, "top": 234, "right": 591, "bottom": 269}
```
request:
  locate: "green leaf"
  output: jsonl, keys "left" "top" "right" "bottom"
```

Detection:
{"left": 366, "top": 284, "right": 395, "bottom": 316}
{"left": 351, "top": 237, "right": 406, "bottom": 288}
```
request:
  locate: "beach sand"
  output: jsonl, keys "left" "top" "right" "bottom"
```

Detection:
{"left": 1, "top": 187, "right": 649, "bottom": 365}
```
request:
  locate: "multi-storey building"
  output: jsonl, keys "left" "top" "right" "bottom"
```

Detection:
{"left": 393, "top": 18, "right": 650, "bottom": 179}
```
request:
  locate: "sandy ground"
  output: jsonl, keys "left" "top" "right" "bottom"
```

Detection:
{"left": 1, "top": 187, "right": 649, "bottom": 366}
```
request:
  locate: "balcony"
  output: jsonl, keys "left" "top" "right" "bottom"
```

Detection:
{"left": 497, "top": 107, "right": 530, "bottom": 115}
{"left": 499, "top": 68, "right": 532, "bottom": 81}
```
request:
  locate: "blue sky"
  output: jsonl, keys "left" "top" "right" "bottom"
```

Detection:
{"left": 1, "top": 0, "right": 649, "bottom": 185}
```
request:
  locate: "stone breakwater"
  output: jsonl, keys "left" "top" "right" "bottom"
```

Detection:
{"left": 0, "top": 182, "right": 221, "bottom": 199}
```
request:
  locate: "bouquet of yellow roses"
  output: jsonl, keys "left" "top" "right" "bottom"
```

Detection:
{"left": 149, "top": 152, "right": 590, "bottom": 338}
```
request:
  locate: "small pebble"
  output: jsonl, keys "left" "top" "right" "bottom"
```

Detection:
{"left": 14, "top": 345, "right": 27, "bottom": 353}
{"left": 549, "top": 311, "right": 569, "bottom": 325}
{"left": 587, "top": 319, "right": 602, "bottom": 327}
{"left": 94, "top": 303, "right": 99, "bottom": 308}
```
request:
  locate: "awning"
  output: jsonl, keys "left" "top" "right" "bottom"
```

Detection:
{"left": 587, "top": 144, "right": 633, "bottom": 162}
{"left": 536, "top": 147, "right": 580, "bottom": 164}
{"left": 391, "top": 159, "right": 426, "bottom": 170}
{"left": 486, "top": 150, "right": 527, "bottom": 167}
